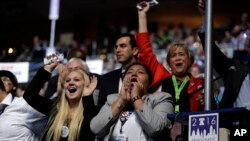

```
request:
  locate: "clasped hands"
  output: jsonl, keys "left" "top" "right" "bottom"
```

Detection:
{"left": 117, "top": 76, "right": 145, "bottom": 106}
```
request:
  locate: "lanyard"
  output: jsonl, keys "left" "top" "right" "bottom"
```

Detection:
{"left": 172, "top": 75, "right": 189, "bottom": 112}
{"left": 119, "top": 111, "right": 132, "bottom": 133}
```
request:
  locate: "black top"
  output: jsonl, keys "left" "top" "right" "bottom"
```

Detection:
{"left": 161, "top": 76, "right": 191, "bottom": 112}
{"left": 97, "top": 68, "right": 123, "bottom": 108}
{"left": 199, "top": 32, "right": 250, "bottom": 108}
{"left": 45, "top": 74, "right": 59, "bottom": 98}
{"left": 23, "top": 68, "right": 96, "bottom": 141}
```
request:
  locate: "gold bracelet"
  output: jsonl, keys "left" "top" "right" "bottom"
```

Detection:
{"left": 132, "top": 96, "right": 141, "bottom": 103}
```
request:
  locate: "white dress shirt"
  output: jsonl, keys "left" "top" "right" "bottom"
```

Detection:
{"left": 118, "top": 69, "right": 126, "bottom": 92}
{"left": 234, "top": 73, "right": 250, "bottom": 110}
{"left": 0, "top": 94, "right": 47, "bottom": 141}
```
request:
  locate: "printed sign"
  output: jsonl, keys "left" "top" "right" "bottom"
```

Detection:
{"left": 189, "top": 113, "right": 219, "bottom": 141}
{"left": 0, "top": 62, "right": 29, "bottom": 83}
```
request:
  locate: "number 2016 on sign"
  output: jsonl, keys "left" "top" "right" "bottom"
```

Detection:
{"left": 189, "top": 113, "right": 219, "bottom": 141}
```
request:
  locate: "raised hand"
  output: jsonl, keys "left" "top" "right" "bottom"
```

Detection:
{"left": 130, "top": 80, "right": 144, "bottom": 100}
{"left": 138, "top": 1, "right": 150, "bottom": 33}
{"left": 83, "top": 75, "right": 98, "bottom": 96}
{"left": 111, "top": 76, "right": 131, "bottom": 116}
{"left": 118, "top": 76, "right": 132, "bottom": 105}
{"left": 198, "top": 0, "right": 205, "bottom": 15}
{"left": 138, "top": 2, "right": 150, "bottom": 16}
{"left": 44, "top": 59, "right": 59, "bottom": 73}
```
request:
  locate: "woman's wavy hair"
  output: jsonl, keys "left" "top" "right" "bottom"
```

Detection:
{"left": 45, "top": 68, "right": 90, "bottom": 141}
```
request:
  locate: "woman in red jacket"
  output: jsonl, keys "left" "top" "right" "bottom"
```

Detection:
{"left": 136, "top": 2, "right": 205, "bottom": 112}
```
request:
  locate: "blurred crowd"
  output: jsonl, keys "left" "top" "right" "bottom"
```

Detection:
{"left": 1, "top": 0, "right": 250, "bottom": 140}
{"left": 1, "top": 12, "right": 250, "bottom": 100}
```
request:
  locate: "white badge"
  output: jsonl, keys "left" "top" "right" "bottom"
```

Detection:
{"left": 111, "top": 134, "right": 127, "bottom": 141}
{"left": 61, "top": 125, "right": 69, "bottom": 138}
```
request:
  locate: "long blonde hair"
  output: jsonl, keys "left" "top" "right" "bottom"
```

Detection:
{"left": 45, "top": 68, "right": 90, "bottom": 141}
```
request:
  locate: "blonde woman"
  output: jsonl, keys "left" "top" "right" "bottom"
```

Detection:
{"left": 136, "top": 2, "right": 205, "bottom": 112}
{"left": 23, "top": 60, "right": 97, "bottom": 141}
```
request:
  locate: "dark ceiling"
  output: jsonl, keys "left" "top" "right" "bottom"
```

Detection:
{"left": 1, "top": 0, "right": 249, "bottom": 47}
{"left": 1, "top": 0, "right": 249, "bottom": 20}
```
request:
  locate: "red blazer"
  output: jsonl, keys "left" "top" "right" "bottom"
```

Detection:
{"left": 136, "top": 32, "right": 204, "bottom": 112}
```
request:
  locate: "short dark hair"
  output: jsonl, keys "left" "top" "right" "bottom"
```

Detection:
{"left": 0, "top": 70, "right": 18, "bottom": 88}
{"left": 124, "top": 62, "right": 152, "bottom": 86}
{"left": 0, "top": 70, "right": 18, "bottom": 95}
{"left": 115, "top": 33, "right": 137, "bottom": 48}
{"left": 0, "top": 79, "right": 5, "bottom": 91}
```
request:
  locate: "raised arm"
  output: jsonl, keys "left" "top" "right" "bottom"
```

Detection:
{"left": 197, "top": 0, "right": 232, "bottom": 76}
{"left": 136, "top": 2, "right": 170, "bottom": 90}
{"left": 23, "top": 60, "right": 59, "bottom": 115}
{"left": 138, "top": 2, "right": 149, "bottom": 33}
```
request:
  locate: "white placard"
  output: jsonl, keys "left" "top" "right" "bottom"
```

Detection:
{"left": 0, "top": 62, "right": 29, "bottom": 83}
{"left": 189, "top": 113, "right": 219, "bottom": 141}
{"left": 49, "top": 0, "right": 60, "bottom": 20}
{"left": 86, "top": 60, "right": 103, "bottom": 75}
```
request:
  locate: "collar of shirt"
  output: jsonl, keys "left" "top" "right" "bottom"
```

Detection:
{"left": 0, "top": 93, "right": 13, "bottom": 106}
{"left": 121, "top": 69, "right": 125, "bottom": 74}
{"left": 121, "top": 69, "right": 126, "bottom": 78}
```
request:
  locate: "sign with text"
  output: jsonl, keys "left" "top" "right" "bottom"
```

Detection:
{"left": 189, "top": 113, "right": 219, "bottom": 141}
{"left": 0, "top": 62, "right": 29, "bottom": 83}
